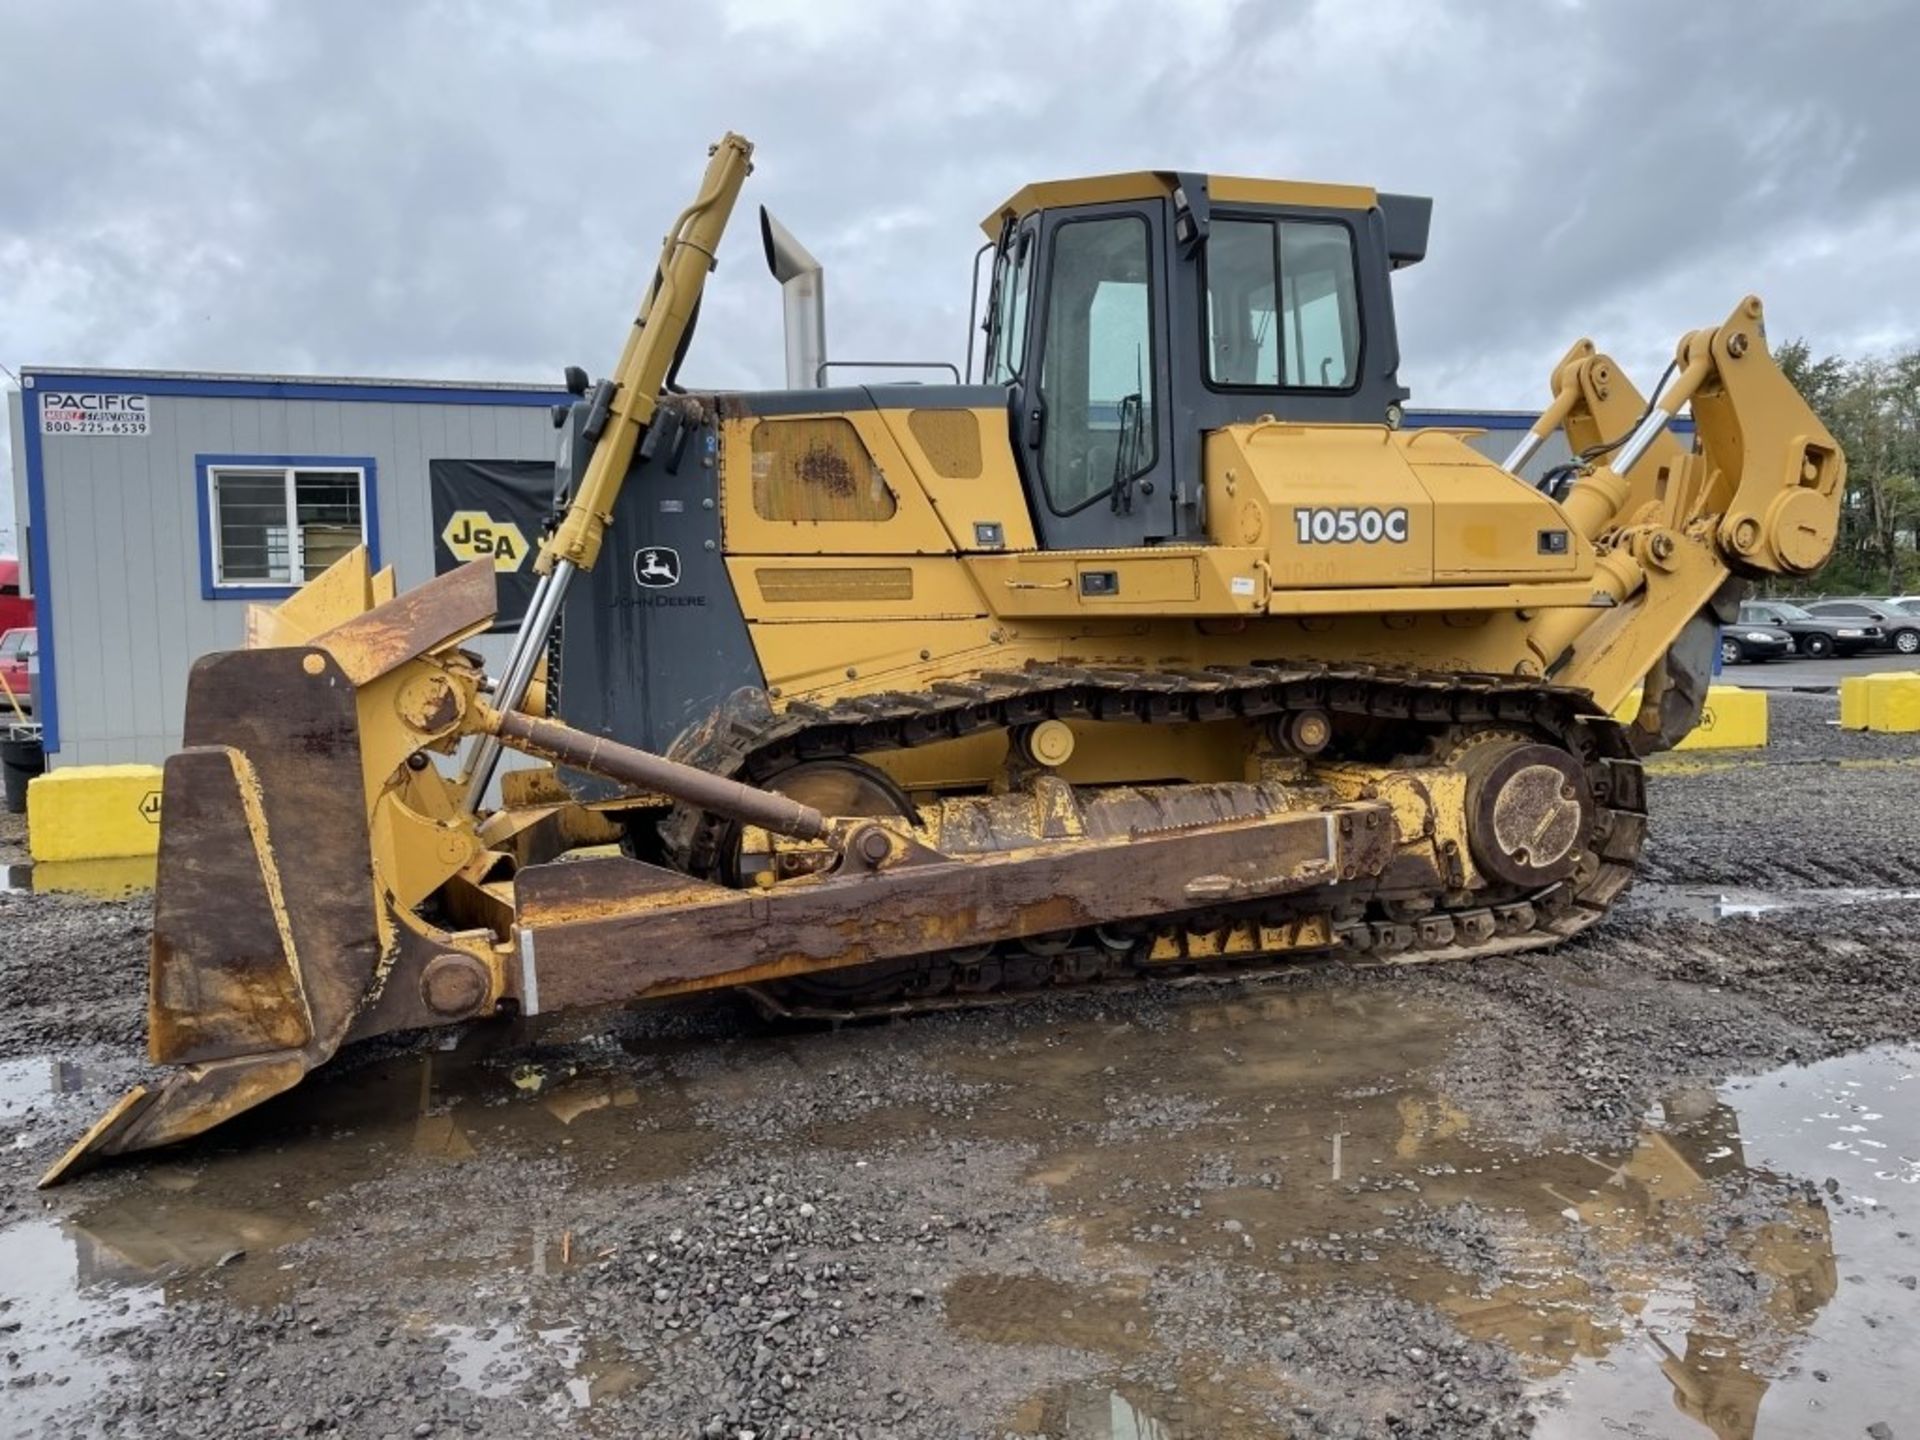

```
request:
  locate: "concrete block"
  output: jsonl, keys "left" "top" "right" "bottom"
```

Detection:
{"left": 1839, "top": 672, "right": 1920, "bottom": 732}
{"left": 1840, "top": 674, "right": 1872, "bottom": 729}
{"left": 1617, "top": 684, "right": 1767, "bottom": 750}
{"left": 26, "top": 764, "right": 165, "bottom": 862}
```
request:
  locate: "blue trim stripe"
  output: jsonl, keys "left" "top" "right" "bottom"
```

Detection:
{"left": 194, "top": 455, "right": 382, "bottom": 601}
{"left": 1405, "top": 408, "right": 1697, "bottom": 435}
{"left": 19, "top": 388, "right": 58, "bottom": 755}
{"left": 24, "top": 370, "right": 565, "bottom": 408}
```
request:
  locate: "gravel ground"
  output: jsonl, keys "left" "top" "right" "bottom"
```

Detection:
{"left": 3, "top": 696, "right": 1918, "bottom": 1439}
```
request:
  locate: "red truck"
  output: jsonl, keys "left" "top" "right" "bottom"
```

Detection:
{"left": 0, "top": 559, "right": 35, "bottom": 714}
{"left": 0, "top": 558, "right": 29, "bottom": 635}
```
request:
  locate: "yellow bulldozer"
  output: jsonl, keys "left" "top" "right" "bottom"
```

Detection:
{"left": 47, "top": 133, "right": 1845, "bottom": 1182}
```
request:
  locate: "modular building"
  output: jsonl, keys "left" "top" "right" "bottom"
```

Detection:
{"left": 7, "top": 365, "right": 1608, "bottom": 769}
{"left": 7, "top": 368, "right": 566, "bottom": 767}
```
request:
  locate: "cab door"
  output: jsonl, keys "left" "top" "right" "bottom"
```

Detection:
{"left": 1010, "top": 202, "right": 1176, "bottom": 551}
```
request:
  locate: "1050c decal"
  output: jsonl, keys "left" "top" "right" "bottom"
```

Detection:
{"left": 1292, "top": 506, "right": 1410, "bottom": 544}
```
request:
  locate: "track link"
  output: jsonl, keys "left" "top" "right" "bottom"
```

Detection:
{"left": 656, "top": 662, "right": 1646, "bottom": 1018}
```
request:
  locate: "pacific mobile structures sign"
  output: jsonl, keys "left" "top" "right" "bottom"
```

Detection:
{"left": 38, "top": 392, "right": 150, "bottom": 437}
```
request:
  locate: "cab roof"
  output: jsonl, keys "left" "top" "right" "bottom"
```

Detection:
{"left": 981, "top": 171, "right": 1379, "bottom": 237}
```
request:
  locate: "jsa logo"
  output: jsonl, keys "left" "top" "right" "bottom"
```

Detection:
{"left": 440, "top": 510, "right": 529, "bottom": 572}
{"left": 1291, "top": 506, "right": 1410, "bottom": 545}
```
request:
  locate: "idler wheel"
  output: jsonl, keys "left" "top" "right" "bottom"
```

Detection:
{"left": 1458, "top": 740, "right": 1592, "bottom": 888}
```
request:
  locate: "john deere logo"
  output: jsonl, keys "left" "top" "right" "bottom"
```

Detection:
{"left": 441, "top": 510, "right": 529, "bottom": 573}
{"left": 634, "top": 546, "right": 682, "bottom": 589}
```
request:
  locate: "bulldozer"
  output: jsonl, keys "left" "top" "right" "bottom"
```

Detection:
{"left": 46, "top": 132, "right": 1845, "bottom": 1183}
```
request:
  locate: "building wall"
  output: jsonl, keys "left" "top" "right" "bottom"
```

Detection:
{"left": 19, "top": 371, "right": 562, "bottom": 766}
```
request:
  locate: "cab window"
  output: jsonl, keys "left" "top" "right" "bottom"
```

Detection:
{"left": 986, "top": 225, "right": 1036, "bottom": 385}
{"left": 1205, "top": 219, "right": 1361, "bottom": 390}
{"left": 1036, "top": 214, "right": 1158, "bottom": 513}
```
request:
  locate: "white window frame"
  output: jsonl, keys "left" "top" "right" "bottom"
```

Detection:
{"left": 207, "top": 463, "right": 369, "bottom": 590}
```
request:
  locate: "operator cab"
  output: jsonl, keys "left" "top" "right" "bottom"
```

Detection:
{"left": 977, "top": 172, "right": 1430, "bottom": 550}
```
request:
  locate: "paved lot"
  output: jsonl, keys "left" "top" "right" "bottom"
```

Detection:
{"left": 1722, "top": 648, "right": 1920, "bottom": 691}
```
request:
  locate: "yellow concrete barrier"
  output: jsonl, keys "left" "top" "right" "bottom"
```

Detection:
{"left": 1840, "top": 672, "right": 1920, "bottom": 732}
{"left": 26, "top": 764, "right": 165, "bottom": 863}
{"left": 26, "top": 854, "right": 158, "bottom": 898}
{"left": 1615, "top": 683, "right": 1767, "bottom": 750}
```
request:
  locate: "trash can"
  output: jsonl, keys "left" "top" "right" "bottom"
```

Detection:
{"left": 1, "top": 734, "right": 45, "bottom": 814}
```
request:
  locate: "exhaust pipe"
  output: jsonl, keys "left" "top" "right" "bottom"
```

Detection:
{"left": 761, "top": 207, "right": 826, "bottom": 388}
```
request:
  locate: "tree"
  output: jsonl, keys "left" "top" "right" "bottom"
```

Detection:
{"left": 1771, "top": 339, "right": 1920, "bottom": 594}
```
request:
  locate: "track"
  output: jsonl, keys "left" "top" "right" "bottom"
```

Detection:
{"left": 656, "top": 662, "right": 1647, "bottom": 1019}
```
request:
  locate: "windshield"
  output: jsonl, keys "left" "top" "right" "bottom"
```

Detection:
{"left": 0, "top": 630, "right": 30, "bottom": 660}
{"left": 1766, "top": 602, "right": 1813, "bottom": 621}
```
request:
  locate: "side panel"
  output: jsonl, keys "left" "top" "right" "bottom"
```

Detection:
{"left": 1404, "top": 435, "right": 1584, "bottom": 582}
{"left": 873, "top": 406, "right": 1037, "bottom": 552}
{"left": 720, "top": 409, "right": 954, "bottom": 557}
{"left": 1206, "top": 425, "right": 1596, "bottom": 593}
{"left": 557, "top": 411, "right": 764, "bottom": 759}
{"left": 1210, "top": 426, "right": 1434, "bottom": 588}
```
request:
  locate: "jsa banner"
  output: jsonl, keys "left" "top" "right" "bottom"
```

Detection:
{"left": 429, "top": 459, "right": 554, "bottom": 632}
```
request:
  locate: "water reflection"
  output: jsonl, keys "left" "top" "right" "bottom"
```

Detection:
{"left": 911, "top": 991, "right": 1886, "bottom": 1440}
{"left": 21, "top": 1031, "right": 714, "bottom": 1313}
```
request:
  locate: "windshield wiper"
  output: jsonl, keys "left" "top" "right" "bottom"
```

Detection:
{"left": 1110, "top": 392, "right": 1145, "bottom": 514}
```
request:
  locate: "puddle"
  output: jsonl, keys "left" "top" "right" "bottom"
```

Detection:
{"left": 0, "top": 1219, "right": 164, "bottom": 1434}
{"left": 430, "top": 1317, "right": 643, "bottom": 1412}
{"left": 10, "top": 1027, "right": 719, "bottom": 1312}
{"left": 1, "top": 1027, "right": 699, "bottom": 1423}
{"left": 8, "top": 959, "right": 1917, "bottom": 1434}
{"left": 1534, "top": 1044, "right": 1920, "bottom": 1439}
{"left": 896, "top": 990, "right": 1918, "bottom": 1439}
{"left": 0, "top": 1052, "right": 89, "bottom": 1128}
{"left": 1007, "top": 1371, "right": 1291, "bottom": 1438}
{"left": 945, "top": 1272, "right": 1154, "bottom": 1356}
{"left": 1632, "top": 882, "right": 1920, "bottom": 921}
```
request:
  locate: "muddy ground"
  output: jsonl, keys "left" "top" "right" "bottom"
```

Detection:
{"left": 2, "top": 692, "right": 1917, "bottom": 1440}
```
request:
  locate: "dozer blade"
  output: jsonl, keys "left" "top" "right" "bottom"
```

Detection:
{"left": 42, "top": 561, "right": 498, "bottom": 1187}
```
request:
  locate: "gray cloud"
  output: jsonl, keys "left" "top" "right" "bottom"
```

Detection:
{"left": 4, "top": 0, "right": 1917, "bottom": 550}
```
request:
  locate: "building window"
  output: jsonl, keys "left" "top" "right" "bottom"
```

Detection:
{"left": 196, "top": 455, "right": 379, "bottom": 599}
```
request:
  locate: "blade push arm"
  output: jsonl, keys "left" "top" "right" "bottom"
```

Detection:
{"left": 540, "top": 132, "right": 755, "bottom": 577}
{"left": 462, "top": 132, "right": 754, "bottom": 807}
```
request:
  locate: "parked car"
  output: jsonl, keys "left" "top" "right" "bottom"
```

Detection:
{"left": 1739, "top": 600, "right": 1880, "bottom": 657}
{"left": 1719, "top": 616, "right": 1794, "bottom": 665}
{"left": 0, "top": 627, "right": 34, "bottom": 712}
{"left": 1801, "top": 599, "right": 1920, "bottom": 656}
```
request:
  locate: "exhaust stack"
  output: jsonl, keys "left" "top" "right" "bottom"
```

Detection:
{"left": 761, "top": 207, "right": 826, "bottom": 388}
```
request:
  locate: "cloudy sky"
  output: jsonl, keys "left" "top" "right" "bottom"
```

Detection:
{"left": 4, "top": 0, "right": 1917, "bottom": 554}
